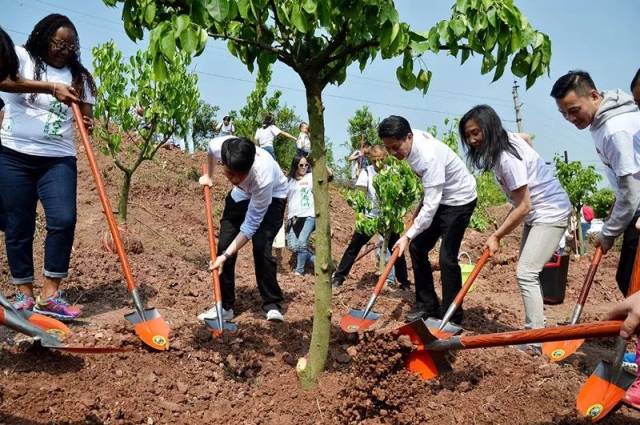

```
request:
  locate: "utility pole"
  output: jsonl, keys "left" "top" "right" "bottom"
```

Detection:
{"left": 512, "top": 80, "right": 524, "bottom": 132}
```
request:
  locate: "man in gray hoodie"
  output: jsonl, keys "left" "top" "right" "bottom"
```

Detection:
{"left": 551, "top": 71, "right": 640, "bottom": 296}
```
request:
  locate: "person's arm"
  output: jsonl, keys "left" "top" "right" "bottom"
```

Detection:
{"left": 486, "top": 185, "right": 531, "bottom": 254}
{"left": 518, "top": 132, "right": 533, "bottom": 146}
{"left": 596, "top": 174, "right": 640, "bottom": 252}
{"left": 609, "top": 291, "right": 640, "bottom": 338}
{"left": 278, "top": 130, "right": 297, "bottom": 142}
{"left": 199, "top": 140, "right": 218, "bottom": 186}
{"left": 78, "top": 101, "right": 94, "bottom": 133}
{"left": 347, "top": 151, "right": 360, "bottom": 161}
{"left": 0, "top": 76, "right": 78, "bottom": 104}
{"left": 393, "top": 184, "right": 443, "bottom": 256}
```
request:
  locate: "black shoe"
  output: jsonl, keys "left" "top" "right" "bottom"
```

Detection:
{"left": 398, "top": 280, "right": 411, "bottom": 290}
{"left": 331, "top": 276, "right": 343, "bottom": 288}
{"left": 405, "top": 309, "right": 430, "bottom": 323}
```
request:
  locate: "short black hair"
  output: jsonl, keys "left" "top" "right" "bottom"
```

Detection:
{"left": 631, "top": 69, "right": 640, "bottom": 91}
{"left": 0, "top": 27, "right": 19, "bottom": 82}
{"left": 378, "top": 115, "right": 412, "bottom": 140}
{"left": 550, "top": 70, "right": 597, "bottom": 99}
{"left": 221, "top": 137, "right": 255, "bottom": 173}
{"left": 223, "top": 115, "right": 230, "bottom": 121}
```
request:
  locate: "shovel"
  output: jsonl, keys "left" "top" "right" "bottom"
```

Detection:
{"left": 575, "top": 241, "right": 640, "bottom": 422}
{"left": 354, "top": 239, "right": 383, "bottom": 265}
{"left": 71, "top": 103, "right": 170, "bottom": 351}
{"left": 0, "top": 294, "right": 70, "bottom": 338}
{"left": 1, "top": 306, "right": 127, "bottom": 353}
{"left": 340, "top": 247, "right": 401, "bottom": 333}
{"left": 397, "top": 319, "right": 624, "bottom": 381}
{"left": 428, "top": 248, "right": 490, "bottom": 338}
{"left": 201, "top": 165, "right": 237, "bottom": 336}
{"left": 542, "top": 247, "right": 603, "bottom": 362}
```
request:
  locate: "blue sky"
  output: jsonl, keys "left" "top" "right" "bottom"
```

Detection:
{"left": 3, "top": 0, "right": 639, "bottom": 181}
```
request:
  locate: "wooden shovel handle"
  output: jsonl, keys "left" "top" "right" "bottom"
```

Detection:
{"left": 71, "top": 103, "right": 137, "bottom": 292}
{"left": 201, "top": 165, "right": 223, "bottom": 304}
{"left": 629, "top": 237, "right": 640, "bottom": 296}
{"left": 575, "top": 247, "right": 603, "bottom": 306}
{"left": 459, "top": 320, "right": 622, "bottom": 349}
{"left": 452, "top": 248, "right": 490, "bottom": 305}
{"left": 372, "top": 247, "right": 401, "bottom": 297}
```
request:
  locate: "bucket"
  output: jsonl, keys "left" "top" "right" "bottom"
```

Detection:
{"left": 539, "top": 253, "right": 569, "bottom": 304}
{"left": 458, "top": 252, "right": 477, "bottom": 292}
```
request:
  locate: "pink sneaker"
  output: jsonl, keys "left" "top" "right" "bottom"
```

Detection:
{"left": 625, "top": 377, "right": 640, "bottom": 408}
{"left": 33, "top": 291, "right": 81, "bottom": 320}
{"left": 13, "top": 293, "right": 35, "bottom": 311}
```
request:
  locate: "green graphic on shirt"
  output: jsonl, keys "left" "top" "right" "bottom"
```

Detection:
{"left": 43, "top": 100, "right": 66, "bottom": 139}
{"left": 301, "top": 188, "right": 312, "bottom": 208}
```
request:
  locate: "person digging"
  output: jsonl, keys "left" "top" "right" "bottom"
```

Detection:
{"left": 198, "top": 136, "right": 288, "bottom": 322}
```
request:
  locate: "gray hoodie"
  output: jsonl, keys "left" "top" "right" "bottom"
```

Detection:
{"left": 590, "top": 89, "right": 640, "bottom": 240}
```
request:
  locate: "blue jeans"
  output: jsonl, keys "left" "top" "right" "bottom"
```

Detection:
{"left": 286, "top": 216, "right": 315, "bottom": 274}
{"left": 262, "top": 145, "right": 276, "bottom": 160}
{"left": 0, "top": 147, "right": 77, "bottom": 284}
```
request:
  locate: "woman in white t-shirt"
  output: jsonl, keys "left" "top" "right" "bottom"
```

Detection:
{"left": 296, "top": 122, "right": 311, "bottom": 156}
{"left": 254, "top": 113, "right": 296, "bottom": 160}
{"left": 286, "top": 154, "right": 315, "bottom": 276}
{"left": 460, "top": 105, "right": 571, "bottom": 341}
{"left": 0, "top": 15, "right": 96, "bottom": 320}
{"left": 216, "top": 115, "right": 235, "bottom": 136}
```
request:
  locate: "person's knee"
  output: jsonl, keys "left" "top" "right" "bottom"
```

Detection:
{"left": 516, "top": 262, "right": 538, "bottom": 287}
{"left": 439, "top": 250, "right": 458, "bottom": 271}
{"left": 47, "top": 210, "right": 76, "bottom": 232}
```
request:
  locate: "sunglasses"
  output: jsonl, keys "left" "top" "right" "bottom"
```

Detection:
{"left": 50, "top": 38, "right": 80, "bottom": 53}
{"left": 298, "top": 163, "right": 309, "bottom": 168}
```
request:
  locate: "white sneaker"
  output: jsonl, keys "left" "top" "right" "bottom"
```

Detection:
{"left": 266, "top": 309, "right": 284, "bottom": 322}
{"left": 197, "top": 306, "right": 234, "bottom": 321}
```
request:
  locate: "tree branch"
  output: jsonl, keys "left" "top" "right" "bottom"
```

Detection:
{"left": 207, "top": 30, "right": 296, "bottom": 70}
{"left": 309, "top": 22, "right": 350, "bottom": 68}
{"left": 268, "top": 0, "right": 292, "bottom": 51}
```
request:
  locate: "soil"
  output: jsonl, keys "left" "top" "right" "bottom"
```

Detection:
{"left": 1, "top": 146, "right": 639, "bottom": 424}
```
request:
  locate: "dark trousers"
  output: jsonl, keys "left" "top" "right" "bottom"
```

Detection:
{"left": 334, "top": 231, "right": 408, "bottom": 284}
{"left": 0, "top": 146, "right": 77, "bottom": 284}
{"left": 410, "top": 199, "right": 476, "bottom": 322}
{"left": 617, "top": 212, "right": 640, "bottom": 295}
{"left": 217, "top": 193, "right": 285, "bottom": 311}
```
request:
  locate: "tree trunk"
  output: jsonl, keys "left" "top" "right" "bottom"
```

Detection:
{"left": 118, "top": 171, "right": 133, "bottom": 224}
{"left": 296, "top": 82, "right": 332, "bottom": 389}
{"left": 378, "top": 235, "right": 388, "bottom": 276}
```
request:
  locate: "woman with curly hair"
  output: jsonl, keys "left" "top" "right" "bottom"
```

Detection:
{"left": 0, "top": 15, "right": 95, "bottom": 320}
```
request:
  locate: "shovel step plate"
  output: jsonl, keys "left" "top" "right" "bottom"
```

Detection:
{"left": 125, "top": 309, "right": 170, "bottom": 351}
{"left": 577, "top": 360, "right": 635, "bottom": 422}
{"left": 204, "top": 318, "right": 238, "bottom": 334}
{"left": 542, "top": 338, "right": 585, "bottom": 362}
{"left": 18, "top": 310, "right": 71, "bottom": 337}
{"left": 424, "top": 317, "right": 463, "bottom": 341}
{"left": 339, "top": 309, "right": 382, "bottom": 333}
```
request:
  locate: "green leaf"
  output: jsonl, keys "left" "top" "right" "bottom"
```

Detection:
{"left": 237, "top": 0, "right": 250, "bottom": 19}
{"left": 510, "top": 49, "right": 530, "bottom": 77}
{"left": 492, "top": 59, "right": 506, "bottom": 82}
{"left": 460, "top": 48, "right": 470, "bottom": 64}
{"left": 487, "top": 8, "right": 497, "bottom": 28}
{"left": 195, "top": 28, "right": 208, "bottom": 56}
{"left": 302, "top": 0, "right": 317, "bottom": 14}
{"left": 207, "top": 0, "right": 230, "bottom": 21}
{"left": 449, "top": 17, "right": 466, "bottom": 37}
{"left": 416, "top": 69, "right": 432, "bottom": 94}
{"left": 396, "top": 66, "right": 416, "bottom": 90}
{"left": 179, "top": 26, "right": 198, "bottom": 54}
{"left": 174, "top": 15, "right": 190, "bottom": 36}
{"left": 160, "top": 31, "right": 176, "bottom": 60}
{"left": 291, "top": 4, "right": 309, "bottom": 32}
{"left": 152, "top": 55, "right": 168, "bottom": 80}
{"left": 480, "top": 54, "right": 495, "bottom": 74}
{"left": 144, "top": 2, "right": 156, "bottom": 25}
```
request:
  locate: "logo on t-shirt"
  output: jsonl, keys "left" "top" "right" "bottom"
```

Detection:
{"left": 43, "top": 100, "right": 66, "bottom": 139}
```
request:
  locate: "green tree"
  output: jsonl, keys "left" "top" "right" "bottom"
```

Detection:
{"left": 347, "top": 106, "right": 380, "bottom": 151}
{"left": 191, "top": 100, "right": 220, "bottom": 151}
{"left": 345, "top": 157, "right": 422, "bottom": 273}
{"left": 92, "top": 41, "right": 199, "bottom": 224}
{"left": 427, "top": 117, "right": 460, "bottom": 154}
{"left": 554, "top": 155, "right": 601, "bottom": 254}
{"left": 107, "top": 0, "right": 552, "bottom": 387}
{"left": 588, "top": 188, "right": 615, "bottom": 219}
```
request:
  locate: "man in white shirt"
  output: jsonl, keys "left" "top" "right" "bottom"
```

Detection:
{"left": 379, "top": 115, "right": 477, "bottom": 324}
{"left": 551, "top": 71, "right": 640, "bottom": 297}
{"left": 631, "top": 69, "right": 640, "bottom": 108}
{"left": 199, "top": 136, "right": 288, "bottom": 322}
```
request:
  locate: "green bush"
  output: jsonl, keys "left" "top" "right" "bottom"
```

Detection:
{"left": 470, "top": 171, "right": 506, "bottom": 232}
{"left": 588, "top": 188, "right": 615, "bottom": 218}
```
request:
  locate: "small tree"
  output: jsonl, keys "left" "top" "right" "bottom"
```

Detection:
{"left": 554, "top": 155, "right": 601, "bottom": 254}
{"left": 345, "top": 157, "right": 422, "bottom": 273}
{"left": 108, "top": 0, "right": 552, "bottom": 387}
{"left": 191, "top": 100, "right": 220, "bottom": 151}
{"left": 347, "top": 106, "right": 380, "bottom": 151}
{"left": 92, "top": 41, "right": 199, "bottom": 224}
{"left": 588, "top": 188, "right": 615, "bottom": 219}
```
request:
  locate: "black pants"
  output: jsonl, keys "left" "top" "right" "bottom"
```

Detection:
{"left": 217, "top": 193, "right": 286, "bottom": 311}
{"left": 616, "top": 212, "right": 640, "bottom": 296}
{"left": 334, "top": 231, "right": 408, "bottom": 284}
{"left": 409, "top": 199, "right": 476, "bottom": 322}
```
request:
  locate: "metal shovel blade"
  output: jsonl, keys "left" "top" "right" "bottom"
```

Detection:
{"left": 339, "top": 308, "right": 381, "bottom": 333}
{"left": 424, "top": 317, "right": 463, "bottom": 341}
{"left": 39, "top": 341, "right": 130, "bottom": 354}
{"left": 405, "top": 349, "right": 452, "bottom": 380}
{"left": 541, "top": 338, "right": 585, "bottom": 362}
{"left": 576, "top": 360, "right": 635, "bottom": 421}
{"left": 125, "top": 308, "right": 170, "bottom": 351}
{"left": 204, "top": 318, "right": 238, "bottom": 336}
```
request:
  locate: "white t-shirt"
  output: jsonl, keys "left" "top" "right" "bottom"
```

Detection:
{"left": 494, "top": 133, "right": 571, "bottom": 224}
{"left": 208, "top": 136, "right": 288, "bottom": 238}
{"left": 405, "top": 130, "right": 477, "bottom": 239}
{"left": 254, "top": 125, "right": 282, "bottom": 148}
{"left": 287, "top": 173, "right": 314, "bottom": 219}
{"left": 216, "top": 122, "right": 235, "bottom": 136}
{"left": 0, "top": 46, "right": 95, "bottom": 157}
{"left": 589, "top": 110, "right": 640, "bottom": 193}
{"left": 355, "top": 165, "right": 380, "bottom": 218}
{"left": 296, "top": 132, "right": 311, "bottom": 152}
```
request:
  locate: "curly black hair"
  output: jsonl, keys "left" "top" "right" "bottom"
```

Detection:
{"left": 24, "top": 14, "right": 96, "bottom": 102}
{"left": 0, "top": 26, "right": 19, "bottom": 82}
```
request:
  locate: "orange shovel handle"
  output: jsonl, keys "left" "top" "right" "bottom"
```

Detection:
{"left": 629, "top": 236, "right": 640, "bottom": 296}
{"left": 452, "top": 248, "right": 490, "bottom": 305}
{"left": 201, "top": 165, "right": 223, "bottom": 304}
{"left": 372, "top": 247, "right": 401, "bottom": 297}
{"left": 71, "top": 103, "right": 137, "bottom": 292}
{"left": 575, "top": 247, "right": 603, "bottom": 306}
